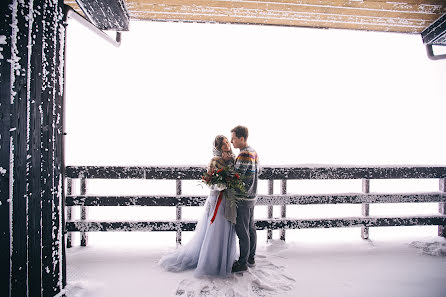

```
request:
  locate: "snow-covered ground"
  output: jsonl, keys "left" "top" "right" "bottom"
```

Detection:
{"left": 65, "top": 228, "right": 446, "bottom": 297}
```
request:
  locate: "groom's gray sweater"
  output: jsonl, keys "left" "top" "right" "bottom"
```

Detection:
{"left": 234, "top": 146, "right": 259, "bottom": 207}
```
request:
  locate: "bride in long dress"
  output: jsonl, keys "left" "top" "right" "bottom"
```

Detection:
{"left": 159, "top": 135, "right": 237, "bottom": 277}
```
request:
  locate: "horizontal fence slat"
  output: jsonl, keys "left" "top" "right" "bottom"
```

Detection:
{"left": 65, "top": 166, "right": 446, "bottom": 180}
{"left": 257, "top": 216, "right": 446, "bottom": 229}
{"left": 66, "top": 195, "right": 208, "bottom": 206}
{"left": 66, "top": 192, "right": 446, "bottom": 206}
{"left": 258, "top": 192, "right": 446, "bottom": 205}
{"left": 65, "top": 166, "right": 206, "bottom": 179}
{"left": 260, "top": 166, "right": 446, "bottom": 180}
{"left": 66, "top": 215, "right": 446, "bottom": 232}
{"left": 66, "top": 221, "right": 198, "bottom": 232}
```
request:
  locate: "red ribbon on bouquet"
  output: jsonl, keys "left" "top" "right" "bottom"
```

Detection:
{"left": 210, "top": 191, "right": 224, "bottom": 224}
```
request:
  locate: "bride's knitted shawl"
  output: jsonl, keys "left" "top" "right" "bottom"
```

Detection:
{"left": 209, "top": 147, "right": 235, "bottom": 169}
{"left": 209, "top": 148, "right": 237, "bottom": 224}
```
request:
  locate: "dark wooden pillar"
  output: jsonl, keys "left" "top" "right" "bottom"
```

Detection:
{"left": 0, "top": 2, "right": 13, "bottom": 295}
{"left": 0, "top": 0, "right": 66, "bottom": 296}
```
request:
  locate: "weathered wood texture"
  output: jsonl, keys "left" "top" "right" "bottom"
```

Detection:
{"left": 176, "top": 179, "right": 182, "bottom": 245}
{"left": 66, "top": 178, "right": 73, "bottom": 248}
{"left": 267, "top": 179, "right": 273, "bottom": 240}
{"left": 66, "top": 215, "right": 446, "bottom": 232}
{"left": 29, "top": 0, "right": 45, "bottom": 295}
{"left": 80, "top": 178, "right": 88, "bottom": 246}
{"left": 1, "top": 1, "right": 66, "bottom": 296}
{"left": 66, "top": 165, "right": 446, "bottom": 180}
{"left": 422, "top": 13, "right": 446, "bottom": 45}
{"left": 9, "top": 3, "right": 30, "bottom": 295}
{"left": 65, "top": 165, "right": 446, "bottom": 246}
{"left": 73, "top": 0, "right": 130, "bottom": 30}
{"left": 439, "top": 179, "right": 446, "bottom": 237}
{"left": 66, "top": 192, "right": 446, "bottom": 206}
{"left": 0, "top": 1, "right": 12, "bottom": 295}
{"left": 64, "top": 0, "right": 446, "bottom": 33}
{"left": 260, "top": 166, "right": 446, "bottom": 179}
{"left": 361, "top": 179, "right": 370, "bottom": 239}
{"left": 41, "top": 1, "right": 65, "bottom": 295}
{"left": 280, "top": 180, "right": 287, "bottom": 240}
{"left": 66, "top": 165, "right": 206, "bottom": 179}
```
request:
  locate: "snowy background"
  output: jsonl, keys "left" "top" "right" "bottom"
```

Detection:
{"left": 65, "top": 20, "right": 446, "bottom": 167}
{"left": 63, "top": 20, "right": 446, "bottom": 296}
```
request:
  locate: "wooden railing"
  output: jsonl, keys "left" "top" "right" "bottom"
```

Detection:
{"left": 64, "top": 165, "right": 446, "bottom": 247}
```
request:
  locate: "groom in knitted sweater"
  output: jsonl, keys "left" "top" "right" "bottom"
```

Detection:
{"left": 230, "top": 125, "right": 260, "bottom": 273}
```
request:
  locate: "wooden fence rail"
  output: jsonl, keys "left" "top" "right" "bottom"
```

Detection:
{"left": 64, "top": 166, "right": 446, "bottom": 247}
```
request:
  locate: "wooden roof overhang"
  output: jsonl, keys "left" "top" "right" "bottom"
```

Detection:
{"left": 65, "top": 0, "right": 445, "bottom": 34}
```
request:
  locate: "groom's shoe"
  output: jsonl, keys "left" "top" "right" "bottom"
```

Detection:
{"left": 231, "top": 261, "right": 248, "bottom": 273}
{"left": 247, "top": 257, "right": 256, "bottom": 267}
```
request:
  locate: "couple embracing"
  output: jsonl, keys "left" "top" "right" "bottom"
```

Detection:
{"left": 160, "top": 125, "right": 260, "bottom": 277}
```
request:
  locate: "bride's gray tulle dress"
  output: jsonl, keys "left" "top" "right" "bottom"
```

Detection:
{"left": 159, "top": 189, "right": 237, "bottom": 277}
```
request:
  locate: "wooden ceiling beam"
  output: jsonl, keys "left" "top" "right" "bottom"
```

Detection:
{"left": 124, "top": 13, "right": 429, "bottom": 33}
{"left": 64, "top": 0, "right": 446, "bottom": 33}
{"left": 126, "top": 0, "right": 445, "bottom": 15}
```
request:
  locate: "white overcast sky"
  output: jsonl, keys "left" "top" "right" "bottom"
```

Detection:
{"left": 65, "top": 20, "right": 446, "bottom": 167}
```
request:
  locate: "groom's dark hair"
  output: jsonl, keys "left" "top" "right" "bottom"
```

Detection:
{"left": 231, "top": 125, "right": 248, "bottom": 140}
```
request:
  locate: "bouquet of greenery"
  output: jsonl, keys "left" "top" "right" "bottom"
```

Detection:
{"left": 202, "top": 166, "right": 246, "bottom": 223}
{"left": 201, "top": 166, "right": 246, "bottom": 206}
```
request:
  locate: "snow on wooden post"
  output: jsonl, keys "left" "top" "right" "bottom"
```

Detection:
{"left": 7, "top": 3, "right": 32, "bottom": 295}
{"left": 361, "top": 179, "right": 370, "bottom": 239}
{"left": 39, "top": 1, "right": 65, "bottom": 294}
{"left": 439, "top": 178, "right": 446, "bottom": 237}
{"left": 267, "top": 179, "right": 274, "bottom": 241}
{"left": 1, "top": 0, "right": 66, "bottom": 296}
{"left": 15, "top": 1, "right": 32, "bottom": 295}
{"left": 80, "top": 177, "right": 88, "bottom": 246}
{"left": 67, "top": 178, "right": 73, "bottom": 248}
{"left": 280, "top": 179, "right": 287, "bottom": 241}
{"left": 176, "top": 179, "right": 182, "bottom": 245}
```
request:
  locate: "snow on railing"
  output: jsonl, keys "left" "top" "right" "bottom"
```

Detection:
{"left": 64, "top": 165, "right": 446, "bottom": 247}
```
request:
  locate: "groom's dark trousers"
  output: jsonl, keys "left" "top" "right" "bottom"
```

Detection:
{"left": 235, "top": 203, "right": 257, "bottom": 266}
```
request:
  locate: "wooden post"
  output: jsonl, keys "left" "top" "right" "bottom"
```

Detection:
{"left": 280, "top": 179, "right": 287, "bottom": 241}
{"left": 9, "top": 3, "right": 29, "bottom": 291}
{"left": 0, "top": 22, "right": 10, "bottom": 290}
{"left": 176, "top": 179, "right": 182, "bottom": 245}
{"left": 439, "top": 178, "right": 446, "bottom": 237}
{"left": 66, "top": 178, "right": 73, "bottom": 248}
{"left": 80, "top": 177, "right": 88, "bottom": 246}
{"left": 61, "top": 15, "right": 69, "bottom": 289}
{"left": 1, "top": 1, "right": 66, "bottom": 295}
{"left": 361, "top": 179, "right": 370, "bottom": 239}
{"left": 29, "top": 8, "right": 44, "bottom": 288}
{"left": 267, "top": 179, "right": 274, "bottom": 241}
